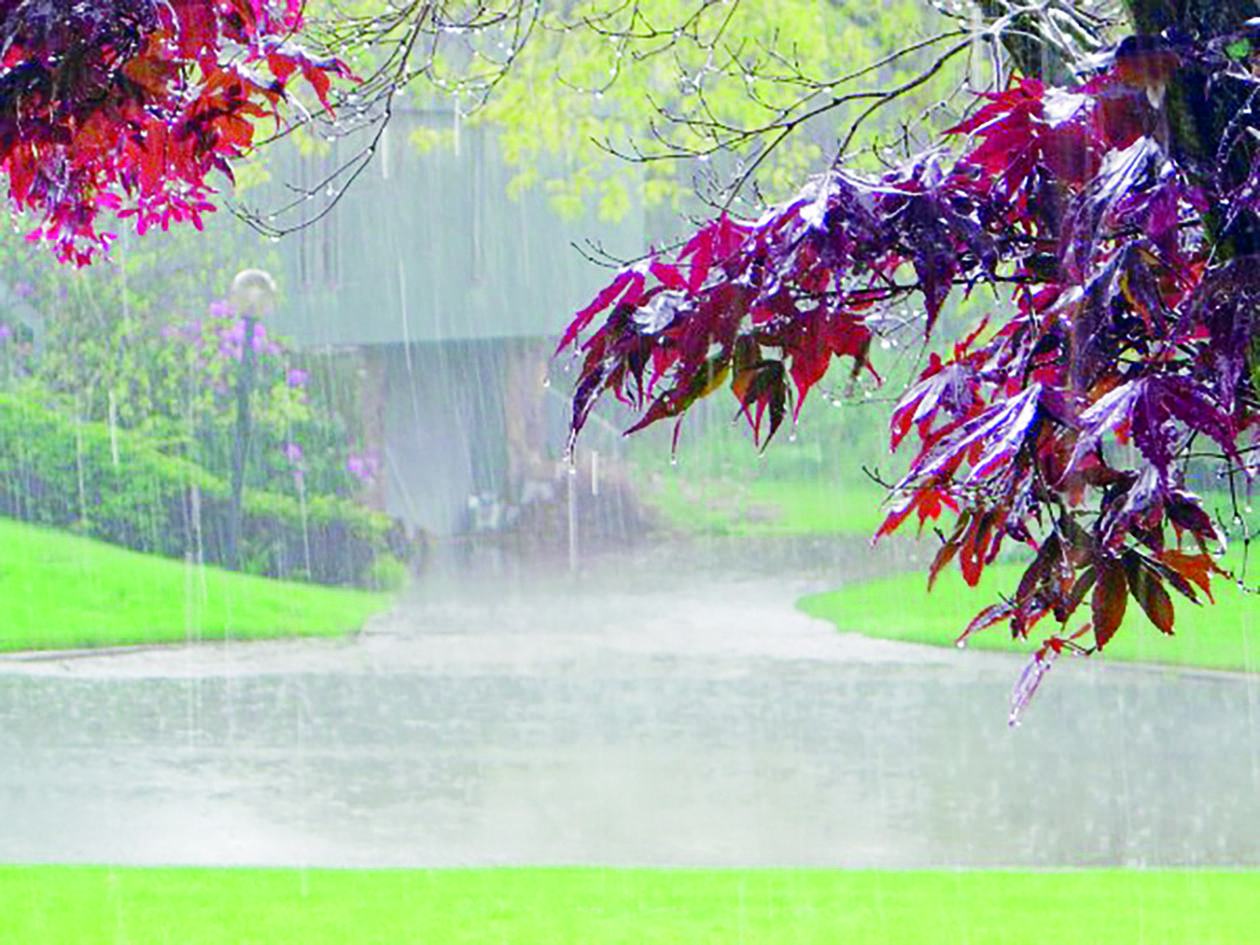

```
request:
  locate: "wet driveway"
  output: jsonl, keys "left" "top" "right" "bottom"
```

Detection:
{"left": 1, "top": 538, "right": 1258, "bottom": 868}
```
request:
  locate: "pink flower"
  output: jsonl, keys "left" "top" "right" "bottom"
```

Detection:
{"left": 346, "top": 451, "right": 379, "bottom": 484}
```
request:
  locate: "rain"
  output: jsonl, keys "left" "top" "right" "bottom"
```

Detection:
{"left": 1, "top": 88, "right": 1256, "bottom": 867}
{"left": 1, "top": 0, "right": 1258, "bottom": 940}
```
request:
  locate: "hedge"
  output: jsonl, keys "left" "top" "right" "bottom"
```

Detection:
{"left": 0, "top": 392, "right": 405, "bottom": 586}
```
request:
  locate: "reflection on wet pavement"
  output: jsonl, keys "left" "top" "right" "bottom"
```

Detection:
{"left": 1, "top": 538, "right": 1257, "bottom": 868}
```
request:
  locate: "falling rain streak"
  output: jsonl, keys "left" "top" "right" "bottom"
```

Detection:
{"left": 0, "top": 5, "right": 1256, "bottom": 921}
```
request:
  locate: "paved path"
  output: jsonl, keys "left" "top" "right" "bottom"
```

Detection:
{"left": 1, "top": 543, "right": 1258, "bottom": 867}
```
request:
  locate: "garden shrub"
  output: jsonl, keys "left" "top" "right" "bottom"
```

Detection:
{"left": 0, "top": 391, "right": 403, "bottom": 586}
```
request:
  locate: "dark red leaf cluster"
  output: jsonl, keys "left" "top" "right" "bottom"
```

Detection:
{"left": 560, "top": 32, "right": 1260, "bottom": 713}
{"left": 0, "top": 0, "right": 349, "bottom": 264}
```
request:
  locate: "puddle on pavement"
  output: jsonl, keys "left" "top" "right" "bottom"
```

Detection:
{"left": 0, "top": 537, "right": 1257, "bottom": 868}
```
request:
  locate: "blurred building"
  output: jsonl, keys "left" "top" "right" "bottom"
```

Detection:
{"left": 263, "top": 109, "right": 647, "bottom": 541}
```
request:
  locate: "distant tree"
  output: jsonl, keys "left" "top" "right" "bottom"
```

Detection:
{"left": 396, "top": 0, "right": 951, "bottom": 220}
{"left": 250, "top": 0, "right": 976, "bottom": 241}
{"left": 558, "top": 1, "right": 1260, "bottom": 720}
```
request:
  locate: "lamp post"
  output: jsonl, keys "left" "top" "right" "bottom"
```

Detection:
{"left": 226, "top": 268, "right": 276, "bottom": 571}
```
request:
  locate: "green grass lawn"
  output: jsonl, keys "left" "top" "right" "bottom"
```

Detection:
{"left": 2, "top": 866, "right": 1256, "bottom": 943}
{"left": 640, "top": 477, "right": 1256, "bottom": 549}
{"left": 799, "top": 556, "right": 1259, "bottom": 672}
{"left": 0, "top": 518, "right": 391, "bottom": 652}
{"left": 643, "top": 476, "right": 889, "bottom": 537}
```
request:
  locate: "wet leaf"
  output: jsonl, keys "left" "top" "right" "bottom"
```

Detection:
{"left": 1009, "top": 645, "right": 1060, "bottom": 727}
{"left": 1091, "top": 559, "right": 1128, "bottom": 650}
{"left": 907, "top": 384, "right": 1044, "bottom": 485}
{"left": 960, "top": 600, "right": 1017, "bottom": 645}
{"left": 926, "top": 513, "right": 968, "bottom": 591}
{"left": 1157, "top": 549, "right": 1225, "bottom": 603}
{"left": 731, "top": 359, "right": 788, "bottom": 447}
{"left": 1124, "top": 552, "right": 1176, "bottom": 635}
{"left": 889, "top": 360, "right": 977, "bottom": 450}
{"left": 1164, "top": 492, "right": 1222, "bottom": 543}
{"left": 1063, "top": 566, "right": 1098, "bottom": 622}
{"left": 877, "top": 485, "right": 959, "bottom": 542}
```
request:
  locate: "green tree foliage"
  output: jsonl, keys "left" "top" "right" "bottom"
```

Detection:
{"left": 465, "top": 0, "right": 949, "bottom": 219}
{"left": 0, "top": 392, "right": 401, "bottom": 586}
{"left": 307, "top": 0, "right": 964, "bottom": 227}
{"left": 0, "top": 222, "right": 368, "bottom": 505}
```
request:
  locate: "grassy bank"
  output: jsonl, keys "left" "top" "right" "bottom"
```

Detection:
{"left": 2, "top": 866, "right": 1256, "bottom": 943}
{"left": 0, "top": 518, "right": 391, "bottom": 652}
{"left": 644, "top": 476, "right": 888, "bottom": 537}
{"left": 799, "top": 558, "right": 1258, "bottom": 672}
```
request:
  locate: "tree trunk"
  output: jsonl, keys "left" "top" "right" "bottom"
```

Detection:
{"left": 976, "top": 0, "right": 1078, "bottom": 84}
{"left": 1124, "top": 0, "right": 1258, "bottom": 42}
{"left": 1125, "top": 0, "right": 1260, "bottom": 252}
{"left": 985, "top": 0, "right": 1259, "bottom": 192}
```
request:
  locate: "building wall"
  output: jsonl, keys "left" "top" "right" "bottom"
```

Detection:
{"left": 257, "top": 111, "right": 646, "bottom": 538}
{"left": 265, "top": 110, "right": 645, "bottom": 348}
{"left": 363, "top": 337, "right": 565, "bottom": 538}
